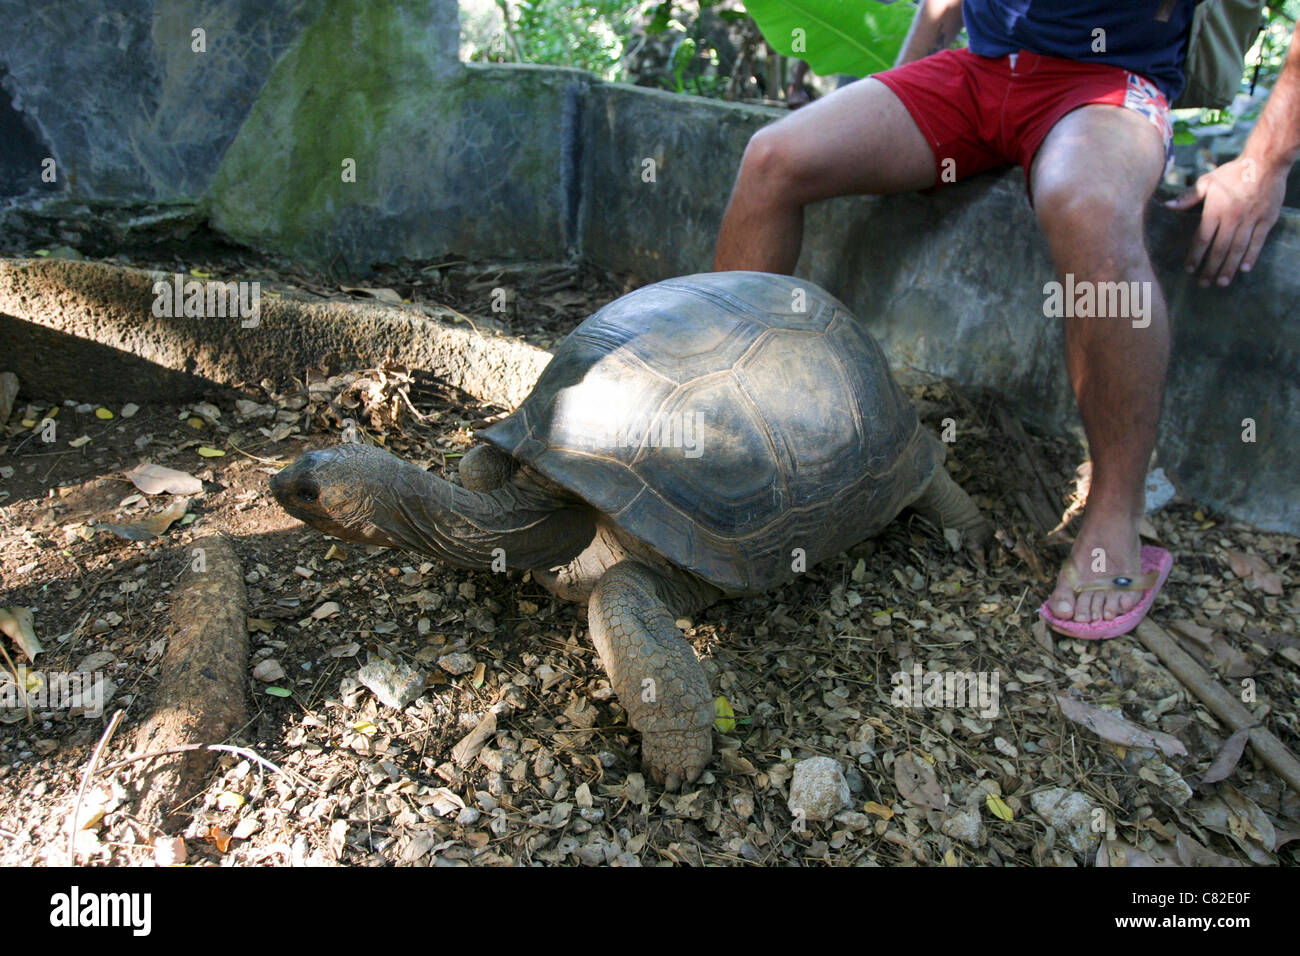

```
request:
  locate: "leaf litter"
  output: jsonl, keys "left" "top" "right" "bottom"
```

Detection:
{"left": 0, "top": 255, "right": 1296, "bottom": 867}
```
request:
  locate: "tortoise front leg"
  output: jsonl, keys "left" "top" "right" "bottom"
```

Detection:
{"left": 459, "top": 444, "right": 517, "bottom": 492}
{"left": 588, "top": 561, "right": 719, "bottom": 790}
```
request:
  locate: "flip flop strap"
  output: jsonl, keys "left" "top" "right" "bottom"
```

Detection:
{"left": 1062, "top": 562, "right": 1159, "bottom": 594}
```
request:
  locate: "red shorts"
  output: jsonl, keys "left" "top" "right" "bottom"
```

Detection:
{"left": 873, "top": 48, "right": 1174, "bottom": 192}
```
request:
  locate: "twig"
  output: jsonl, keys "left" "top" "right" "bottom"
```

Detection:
{"left": 93, "top": 742, "right": 321, "bottom": 793}
{"left": 227, "top": 438, "right": 285, "bottom": 465}
{"left": 1136, "top": 620, "right": 1300, "bottom": 796}
{"left": 68, "top": 709, "right": 125, "bottom": 865}
{"left": 0, "top": 640, "right": 32, "bottom": 724}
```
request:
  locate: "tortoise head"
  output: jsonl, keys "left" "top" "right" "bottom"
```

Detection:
{"left": 270, "top": 443, "right": 407, "bottom": 547}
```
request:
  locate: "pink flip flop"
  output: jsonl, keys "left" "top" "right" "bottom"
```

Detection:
{"left": 1038, "top": 545, "right": 1174, "bottom": 641}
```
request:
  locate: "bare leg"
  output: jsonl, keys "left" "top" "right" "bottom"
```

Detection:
{"left": 1030, "top": 105, "right": 1170, "bottom": 624}
{"left": 713, "top": 78, "right": 937, "bottom": 273}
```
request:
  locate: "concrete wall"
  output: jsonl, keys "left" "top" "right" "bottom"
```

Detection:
{"left": 1, "top": 8, "right": 1296, "bottom": 533}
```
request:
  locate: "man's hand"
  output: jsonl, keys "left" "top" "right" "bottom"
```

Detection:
{"left": 1168, "top": 17, "right": 1300, "bottom": 287}
{"left": 1165, "top": 155, "right": 1287, "bottom": 286}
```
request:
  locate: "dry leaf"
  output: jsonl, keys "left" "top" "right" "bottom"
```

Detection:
{"left": 103, "top": 498, "right": 190, "bottom": 540}
{"left": 1199, "top": 728, "right": 1251, "bottom": 787}
{"left": 1225, "top": 549, "right": 1284, "bottom": 595}
{"left": 207, "top": 826, "right": 232, "bottom": 853}
{"left": 894, "top": 753, "right": 947, "bottom": 810}
{"left": 0, "top": 606, "right": 42, "bottom": 661}
{"left": 986, "top": 793, "right": 1014, "bottom": 821}
{"left": 451, "top": 711, "right": 497, "bottom": 766}
{"left": 1052, "top": 693, "right": 1188, "bottom": 758}
{"left": 125, "top": 463, "right": 203, "bottom": 496}
{"left": 863, "top": 801, "right": 894, "bottom": 820}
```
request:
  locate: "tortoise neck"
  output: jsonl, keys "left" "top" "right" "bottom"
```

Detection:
{"left": 376, "top": 462, "right": 595, "bottom": 571}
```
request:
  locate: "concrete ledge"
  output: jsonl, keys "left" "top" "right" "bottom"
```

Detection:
{"left": 0, "top": 258, "right": 552, "bottom": 411}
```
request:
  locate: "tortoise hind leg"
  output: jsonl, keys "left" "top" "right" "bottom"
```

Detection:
{"left": 588, "top": 561, "right": 720, "bottom": 790}
{"left": 912, "top": 466, "right": 993, "bottom": 546}
{"left": 459, "top": 443, "right": 518, "bottom": 492}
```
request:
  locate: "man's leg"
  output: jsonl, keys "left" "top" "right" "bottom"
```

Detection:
{"left": 713, "top": 78, "right": 938, "bottom": 273}
{"left": 1030, "top": 105, "right": 1170, "bottom": 624}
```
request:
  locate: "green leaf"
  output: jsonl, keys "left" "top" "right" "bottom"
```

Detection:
{"left": 264, "top": 686, "right": 292, "bottom": 697}
{"left": 745, "top": 0, "right": 915, "bottom": 76}
{"left": 713, "top": 695, "right": 737, "bottom": 733}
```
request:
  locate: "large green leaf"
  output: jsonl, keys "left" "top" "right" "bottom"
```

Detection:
{"left": 745, "top": 0, "right": 917, "bottom": 75}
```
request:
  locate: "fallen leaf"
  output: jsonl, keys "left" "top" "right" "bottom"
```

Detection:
{"left": 451, "top": 711, "right": 497, "bottom": 766}
{"left": 197, "top": 446, "right": 225, "bottom": 458}
{"left": 1225, "top": 549, "right": 1284, "bottom": 595}
{"left": 713, "top": 696, "right": 736, "bottom": 734}
{"left": 125, "top": 463, "right": 203, "bottom": 495}
{"left": 1199, "top": 728, "right": 1251, "bottom": 787}
{"left": 94, "top": 408, "right": 113, "bottom": 420}
{"left": 103, "top": 498, "right": 189, "bottom": 540}
{"left": 986, "top": 793, "right": 1014, "bottom": 822}
{"left": 1052, "top": 693, "right": 1188, "bottom": 758}
{"left": 0, "top": 607, "right": 42, "bottom": 660}
{"left": 894, "top": 753, "right": 947, "bottom": 810}
{"left": 862, "top": 801, "right": 894, "bottom": 820}
{"left": 207, "top": 826, "right": 232, "bottom": 853}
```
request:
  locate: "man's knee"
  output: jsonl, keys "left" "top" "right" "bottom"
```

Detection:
{"left": 1035, "top": 181, "right": 1147, "bottom": 268}
{"left": 738, "top": 123, "right": 807, "bottom": 200}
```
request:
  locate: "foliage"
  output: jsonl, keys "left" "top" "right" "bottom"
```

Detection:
{"left": 743, "top": 0, "right": 914, "bottom": 75}
{"left": 464, "top": 0, "right": 642, "bottom": 80}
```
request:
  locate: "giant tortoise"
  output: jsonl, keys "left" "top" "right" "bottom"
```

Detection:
{"left": 270, "top": 271, "right": 989, "bottom": 788}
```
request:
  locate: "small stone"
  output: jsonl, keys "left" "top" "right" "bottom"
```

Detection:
{"left": 455, "top": 807, "right": 481, "bottom": 826}
{"left": 787, "top": 756, "right": 850, "bottom": 822}
{"left": 120, "top": 403, "right": 139, "bottom": 418}
{"left": 437, "top": 652, "right": 475, "bottom": 676}
{"left": 356, "top": 659, "right": 425, "bottom": 709}
{"left": 1031, "top": 788, "right": 1101, "bottom": 856}
{"left": 940, "top": 809, "right": 987, "bottom": 848}
{"left": 252, "top": 659, "right": 285, "bottom": 682}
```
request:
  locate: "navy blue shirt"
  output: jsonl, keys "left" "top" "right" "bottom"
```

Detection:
{"left": 963, "top": 0, "right": 1199, "bottom": 102}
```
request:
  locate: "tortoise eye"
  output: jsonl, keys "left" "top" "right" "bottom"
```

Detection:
{"left": 296, "top": 482, "right": 319, "bottom": 504}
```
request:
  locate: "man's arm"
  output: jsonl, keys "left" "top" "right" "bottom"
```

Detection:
{"left": 896, "top": 0, "right": 965, "bottom": 67}
{"left": 1168, "top": 18, "right": 1300, "bottom": 285}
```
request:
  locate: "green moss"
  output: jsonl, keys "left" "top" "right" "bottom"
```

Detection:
{"left": 208, "top": 0, "right": 464, "bottom": 256}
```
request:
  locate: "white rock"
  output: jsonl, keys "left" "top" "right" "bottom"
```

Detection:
{"left": 437, "top": 652, "right": 475, "bottom": 676}
{"left": 357, "top": 659, "right": 425, "bottom": 709}
{"left": 252, "top": 659, "right": 285, "bottom": 682}
{"left": 1031, "top": 788, "right": 1101, "bottom": 856}
{"left": 787, "top": 756, "right": 850, "bottom": 823}
{"left": 940, "top": 809, "right": 987, "bottom": 848}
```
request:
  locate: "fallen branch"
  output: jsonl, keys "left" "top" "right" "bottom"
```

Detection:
{"left": 1136, "top": 620, "right": 1300, "bottom": 796}
{"left": 68, "top": 709, "right": 125, "bottom": 866}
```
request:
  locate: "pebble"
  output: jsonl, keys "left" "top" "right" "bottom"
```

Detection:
{"left": 940, "top": 809, "right": 987, "bottom": 848}
{"left": 787, "top": 756, "right": 850, "bottom": 822}
{"left": 356, "top": 659, "right": 425, "bottom": 709}
{"left": 252, "top": 659, "right": 285, "bottom": 682}
{"left": 455, "top": 807, "right": 481, "bottom": 826}
{"left": 1030, "top": 788, "right": 1101, "bottom": 856}
{"left": 437, "top": 652, "right": 475, "bottom": 676}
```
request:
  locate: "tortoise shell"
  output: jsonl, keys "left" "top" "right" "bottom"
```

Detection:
{"left": 481, "top": 272, "right": 940, "bottom": 594}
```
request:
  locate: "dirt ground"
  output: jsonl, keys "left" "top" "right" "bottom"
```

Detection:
{"left": 1, "top": 256, "right": 1297, "bottom": 867}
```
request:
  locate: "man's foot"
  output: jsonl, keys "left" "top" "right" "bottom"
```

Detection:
{"left": 1046, "top": 516, "right": 1145, "bottom": 623}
